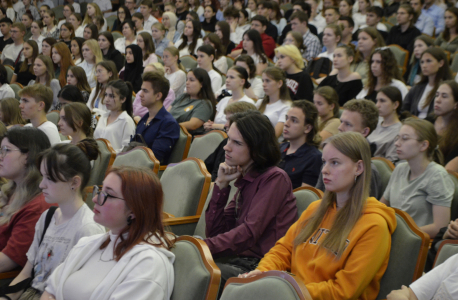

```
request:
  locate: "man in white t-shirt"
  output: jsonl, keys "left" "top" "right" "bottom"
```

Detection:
{"left": 140, "top": 0, "right": 158, "bottom": 31}
{"left": 19, "top": 84, "right": 61, "bottom": 145}
{"left": 1, "top": 22, "right": 25, "bottom": 64}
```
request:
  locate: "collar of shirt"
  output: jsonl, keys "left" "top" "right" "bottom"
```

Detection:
{"left": 281, "top": 142, "right": 314, "bottom": 158}
{"left": 102, "top": 110, "right": 129, "bottom": 123}
{"left": 422, "top": 4, "right": 440, "bottom": 12}
{"left": 234, "top": 167, "right": 263, "bottom": 189}
{"left": 145, "top": 106, "right": 167, "bottom": 122}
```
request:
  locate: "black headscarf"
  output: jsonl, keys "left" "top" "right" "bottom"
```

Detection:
{"left": 124, "top": 44, "right": 144, "bottom": 93}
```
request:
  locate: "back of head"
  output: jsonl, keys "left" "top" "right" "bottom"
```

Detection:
{"left": 224, "top": 101, "right": 257, "bottom": 114}
{"left": 19, "top": 84, "right": 54, "bottom": 112}
{"left": 0, "top": 64, "right": 8, "bottom": 85}
{"left": 36, "top": 140, "right": 100, "bottom": 194}
{"left": 228, "top": 110, "right": 281, "bottom": 173}
{"left": 342, "top": 99, "right": 379, "bottom": 136}
{"left": 402, "top": 117, "right": 443, "bottom": 164}
{"left": 57, "top": 85, "right": 86, "bottom": 104}
{"left": 142, "top": 71, "right": 170, "bottom": 102}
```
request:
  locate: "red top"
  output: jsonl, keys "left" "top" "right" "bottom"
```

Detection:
{"left": 0, "top": 193, "right": 52, "bottom": 266}
{"left": 232, "top": 33, "right": 276, "bottom": 59}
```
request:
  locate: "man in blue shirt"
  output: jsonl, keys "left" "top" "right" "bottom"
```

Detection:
{"left": 134, "top": 71, "right": 180, "bottom": 164}
{"left": 422, "top": 0, "right": 445, "bottom": 36}
{"left": 411, "top": 0, "right": 434, "bottom": 36}
{"left": 279, "top": 100, "right": 322, "bottom": 189}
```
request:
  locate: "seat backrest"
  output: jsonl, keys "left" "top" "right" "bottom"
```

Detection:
{"left": 226, "top": 56, "right": 234, "bottom": 69}
{"left": 106, "top": 15, "right": 117, "bottom": 31}
{"left": 52, "top": 5, "right": 64, "bottom": 20}
{"left": 448, "top": 171, "right": 458, "bottom": 220}
{"left": 168, "top": 125, "right": 192, "bottom": 163}
{"left": 376, "top": 209, "right": 430, "bottom": 300}
{"left": 451, "top": 51, "right": 458, "bottom": 73}
{"left": 5, "top": 65, "right": 13, "bottom": 82}
{"left": 221, "top": 74, "right": 226, "bottom": 85}
{"left": 188, "top": 130, "right": 227, "bottom": 161}
{"left": 387, "top": 45, "right": 408, "bottom": 75}
{"left": 87, "top": 139, "right": 116, "bottom": 187}
{"left": 293, "top": 186, "right": 323, "bottom": 218}
{"left": 221, "top": 271, "right": 309, "bottom": 300}
{"left": 171, "top": 236, "right": 221, "bottom": 300}
{"left": 46, "top": 110, "right": 60, "bottom": 126}
{"left": 433, "top": 240, "right": 458, "bottom": 268}
{"left": 112, "top": 31, "right": 123, "bottom": 41}
{"left": 10, "top": 83, "right": 21, "bottom": 100}
{"left": 371, "top": 157, "right": 395, "bottom": 195}
{"left": 2, "top": 58, "right": 14, "bottom": 67}
{"left": 181, "top": 55, "right": 198, "bottom": 72}
{"left": 161, "top": 157, "right": 211, "bottom": 217}
{"left": 112, "top": 146, "right": 160, "bottom": 174}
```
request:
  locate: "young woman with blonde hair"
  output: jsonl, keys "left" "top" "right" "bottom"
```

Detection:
{"left": 162, "top": 11, "right": 183, "bottom": 43}
{"left": 151, "top": 22, "right": 174, "bottom": 57}
{"left": 0, "top": 98, "right": 26, "bottom": 128}
{"left": 318, "top": 24, "right": 342, "bottom": 63}
{"left": 83, "top": 2, "right": 107, "bottom": 31}
{"left": 243, "top": 131, "right": 397, "bottom": 300}
{"left": 28, "top": 55, "right": 61, "bottom": 110}
{"left": 79, "top": 39, "right": 103, "bottom": 88}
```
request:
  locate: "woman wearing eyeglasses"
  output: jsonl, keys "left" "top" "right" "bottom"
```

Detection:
{"left": 0, "top": 137, "right": 105, "bottom": 300}
{"left": 42, "top": 166, "right": 175, "bottom": 300}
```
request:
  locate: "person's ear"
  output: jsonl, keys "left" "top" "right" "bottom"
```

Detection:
{"left": 71, "top": 175, "right": 82, "bottom": 190}
{"left": 361, "top": 127, "right": 370, "bottom": 137}
{"left": 355, "top": 159, "right": 364, "bottom": 177}
{"left": 276, "top": 79, "right": 283, "bottom": 89}
{"left": 38, "top": 100, "right": 45, "bottom": 111}
{"left": 439, "top": 59, "right": 444, "bottom": 68}
{"left": 304, "top": 124, "right": 312, "bottom": 134}
{"left": 393, "top": 101, "right": 400, "bottom": 110}
{"left": 420, "top": 140, "right": 429, "bottom": 152}
{"left": 120, "top": 96, "right": 127, "bottom": 104}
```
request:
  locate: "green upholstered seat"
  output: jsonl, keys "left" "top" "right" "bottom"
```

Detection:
{"left": 371, "top": 158, "right": 395, "bottom": 196}
{"left": 181, "top": 55, "right": 198, "bottom": 72}
{"left": 293, "top": 188, "right": 321, "bottom": 218}
{"left": 434, "top": 242, "right": 458, "bottom": 268}
{"left": 188, "top": 130, "right": 227, "bottom": 161}
{"left": 46, "top": 111, "right": 60, "bottom": 126}
{"left": 112, "top": 146, "right": 159, "bottom": 173}
{"left": 87, "top": 139, "right": 116, "bottom": 187}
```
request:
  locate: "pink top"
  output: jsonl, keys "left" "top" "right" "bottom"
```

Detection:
{"left": 132, "top": 89, "right": 176, "bottom": 118}
{"left": 143, "top": 53, "right": 159, "bottom": 67}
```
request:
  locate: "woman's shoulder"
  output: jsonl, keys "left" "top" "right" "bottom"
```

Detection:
{"left": 347, "top": 72, "right": 362, "bottom": 81}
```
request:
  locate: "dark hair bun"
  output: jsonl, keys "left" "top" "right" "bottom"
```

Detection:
{"left": 77, "top": 138, "right": 100, "bottom": 161}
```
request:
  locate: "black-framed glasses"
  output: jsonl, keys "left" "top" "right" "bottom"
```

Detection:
{"left": 92, "top": 185, "right": 125, "bottom": 206}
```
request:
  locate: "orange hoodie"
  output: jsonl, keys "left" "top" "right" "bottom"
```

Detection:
{"left": 257, "top": 197, "right": 397, "bottom": 300}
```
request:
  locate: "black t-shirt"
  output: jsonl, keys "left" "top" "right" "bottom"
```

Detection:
{"left": 286, "top": 70, "right": 314, "bottom": 101}
{"left": 176, "top": 9, "right": 189, "bottom": 21}
{"left": 0, "top": 37, "right": 13, "bottom": 52}
{"left": 319, "top": 75, "right": 363, "bottom": 106}
{"left": 226, "top": 41, "right": 235, "bottom": 55}
{"left": 14, "top": 63, "right": 36, "bottom": 86}
{"left": 265, "top": 22, "right": 278, "bottom": 42}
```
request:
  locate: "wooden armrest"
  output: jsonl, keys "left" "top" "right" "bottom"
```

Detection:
{"left": 159, "top": 165, "right": 167, "bottom": 171}
{"left": 0, "top": 268, "right": 21, "bottom": 280}
{"left": 163, "top": 212, "right": 175, "bottom": 219}
{"left": 163, "top": 215, "right": 201, "bottom": 226}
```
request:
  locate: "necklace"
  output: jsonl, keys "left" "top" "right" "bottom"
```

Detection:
{"left": 99, "top": 247, "right": 114, "bottom": 262}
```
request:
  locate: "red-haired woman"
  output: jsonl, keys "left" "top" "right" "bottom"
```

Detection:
{"left": 51, "top": 42, "right": 75, "bottom": 87}
{"left": 42, "top": 166, "right": 175, "bottom": 300}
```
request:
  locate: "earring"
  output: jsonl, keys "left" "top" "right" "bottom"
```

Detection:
{"left": 127, "top": 215, "right": 132, "bottom": 226}
{"left": 354, "top": 175, "right": 357, "bottom": 183}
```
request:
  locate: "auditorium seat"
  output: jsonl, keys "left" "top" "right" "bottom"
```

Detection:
{"left": 188, "top": 130, "right": 227, "bottom": 161}
{"left": 292, "top": 186, "right": 323, "bottom": 218}
{"left": 433, "top": 240, "right": 458, "bottom": 268}
{"left": 371, "top": 157, "right": 395, "bottom": 196}
{"left": 87, "top": 138, "right": 117, "bottom": 187}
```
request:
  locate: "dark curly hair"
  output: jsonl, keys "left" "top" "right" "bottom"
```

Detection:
{"left": 366, "top": 48, "right": 401, "bottom": 96}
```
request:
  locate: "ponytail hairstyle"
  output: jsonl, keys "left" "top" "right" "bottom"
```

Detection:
{"left": 293, "top": 131, "right": 371, "bottom": 257}
{"left": 36, "top": 140, "right": 100, "bottom": 195}
{"left": 377, "top": 86, "right": 403, "bottom": 116}
{"left": 62, "top": 102, "right": 94, "bottom": 138}
{"left": 402, "top": 117, "right": 443, "bottom": 165}
{"left": 43, "top": 9, "right": 57, "bottom": 26}
{"left": 234, "top": 54, "right": 256, "bottom": 79}
{"left": 106, "top": 79, "right": 134, "bottom": 117}
{"left": 19, "top": 40, "right": 39, "bottom": 74}
{"left": 259, "top": 66, "right": 291, "bottom": 113}
{"left": 164, "top": 46, "right": 186, "bottom": 72}
{"left": 229, "top": 65, "right": 251, "bottom": 89}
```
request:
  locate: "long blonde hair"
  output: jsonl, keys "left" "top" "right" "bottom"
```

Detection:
{"left": 83, "top": 3, "right": 103, "bottom": 26}
{"left": 293, "top": 132, "right": 371, "bottom": 257}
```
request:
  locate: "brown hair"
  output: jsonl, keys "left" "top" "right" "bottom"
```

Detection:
{"left": 314, "top": 86, "right": 340, "bottom": 118}
{"left": 88, "top": 61, "right": 119, "bottom": 108}
{"left": 342, "top": 99, "right": 379, "bottom": 135}
{"left": 142, "top": 71, "right": 171, "bottom": 102}
{"left": 291, "top": 100, "right": 321, "bottom": 147}
{"left": 224, "top": 101, "right": 257, "bottom": 114}
{"left": 403, "top": 117, "right": 443, "bottom": 164}
{"left": 438, "top": 80, "right": 458, "bottom": 162}
{"left": 19, "top": 84, "right": 54, "bottom": 112}
{"left": 67, "top": 66, "right": 92, "bottom": 94}
{"left": 258, "top": 66, "right": 291, "bottom": 113}
{"left": 354, "top": 27, "right": 385, "bottom": 64}
{"left": 443, "top": 7, "right": 458, "bottom": 42}
{"left": 62, "top": 102, "right": 93, "bottom": 137}
{"left": 0, "top": 98, "right": 26, "bottom": 126}
{"left": 19, "top": 40, "right": 39, "bottom": 74}
{"left": 366, "top": 48, "right": 401, "bottom": 95}
{"left": 138, "top": 32, "right": 156, "bottom": 61}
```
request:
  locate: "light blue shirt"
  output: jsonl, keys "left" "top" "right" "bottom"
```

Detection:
{"left": 37, "top": 0, "right": 55, "bottom": 9}
{"left": 422, "top": 4, "right": 445, "bottom": 36}
{"left": 415, "top": 13, "right": 435, "bottom": 36}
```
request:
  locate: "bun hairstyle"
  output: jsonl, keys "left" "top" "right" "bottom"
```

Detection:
{"left": 36, "top": 140, "right": 100, "bottom": 194}
{"left": 230, "top": 66, "right": 251, "bottom": 89}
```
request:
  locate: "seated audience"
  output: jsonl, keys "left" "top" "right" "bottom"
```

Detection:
{"left": 225, "top": 8, "right": 250, "bottom": 45}
{"left": 42, "top": 9, "right": 59, "bottom": 39}
{"left": 51, "top": 42, "right": 75, "bottom": 87}
{"left": 368, "top": 86, "right": 403, "bottom": 163}
{"left": 43, "top": 166, "right": 175, "bottom": 300}
{"left": 163, "top": 46, "right": 187, "bottom": 98}
{"left": 318, "top": 24, "right": 342, "bottom": 62}
{"left": 170, "top": 68, "right": 216, "bottom": 135}
{"left": 245, "top": 131, "right": 396, "bottom": 300}
{"left": 162, "top": 11, "right": 183, "bottom": 43}
{"left": 256, "top": 66, "right": 292, "bottom": 138}
{"left": 151, "top": 22, "right": 174, "bottom": 58}
{"left": 0, "top": 98, "right": 26, "bottom": 128}
{"left": 98, "top": 32, "right": 125, "bottom": 73}
{"left": 93, "top": 80, "right": 136, "bottom": 153}
{"left": 204, "top": 110, "right": 297, "bottom": 296}
{"left": 275, "top": 45, "right": 314, "bottom": 101}
{"left": 11, "top": 40, "right": 38, "bottom": 86}
{"left": 316, "top": 99, "right": 383, "bottom": 199}
{"left": 404, "top": 35, "right": 434, "bottom": 86}
{"left": 358, "top": 6, "right": 388, "bottom": 40}
{"left": 132, "top": 12, "right": 149, "bottom": 35}
{"left": 79, "top": 39, "right": 103, "bottom": 88}
{"left": 356, "top": 48, "right": 408, "bottom": 102}
{"left": 114, "top": 20, "right": 137, "bottom": 54}
{"left": 28, "top": 55, "right": 61, "bottom": 111}
{"left": 270, "top": 1, "right": 287, "bottom": 36}
{"left": 411, "top": 0, "right": 434, "bottom": 36}
{"left": 57, "top": 4, "right": 75, "bottom": 30}
{"left": 204, "top": 101, "right": 257, "bottom": 181}
{"left": 402, "top": 48, "right": 452, "bottom": 118}
{"left": 289, "top": 10, "right": 321, "bottom": 62}
{"left": 56, "top": 85, "right": 86, "bottom": 111}
{"left": 1, "top": 141, "right": 105, "bottom": 300}
{"left": 0, "top": 17, "right": 13, "bottom": 53}
{"left": 137, "top": 32, "right": 158, "bottom": 67}
{"left": 196, "top": 44, "right": 222, "bottom": 94}
{"left": 279, "top": 100, "right": 322, "bottom": 189}
{"left": 174, "top": 19, "right": 203, "bottom": 56}
{"left": 318, "top": 45, "right": 363, "bottom": 106}
{"left": 351, "top": 27, "right": 385, "bottom": 83}
{"left": 337, "top": 16, "right": 354, "bottom": 46}
{"left": 203, "top": 33, "right": 228, "bottom": 74}
{"left": 70, "top": 37, "right": 84, "bottom": 65}
{"left": 313, "top": 86, "right": 341, "bottom": 143}
{"left": 353, "top": 0, "right": 370, "bottom": 29}
{"left": 201, "top": 4, "right": 218, "bottom": 32}
{"left": 20, "top": 84, "right": 61, "bottom": 145}
{"left": 381, "top": 118, "right": 453, "bottom": 239}
{"left": 112, "top": 5, "right": 131, "bottom": 32}
{"left": 29, "top": 20, "right": 44, "bottom": 53}
{"left": 434, "top": 7, "right": 458, "bottom": 53}
{"left": 0, "top": 65, "right": 14, "bottom": 99}
{"left": 0, "top": 127, "right": 52, "bottom": 273}
{"left": 41, "top": 37, "right": 57, "bottom": 58}
{"left": 205, "top": 66, "right": 255, "bottom": 130}
{"left": 59, "top": 22, "right": 74, "bottom": 48}
{"left": 282, "top": 31, "right": 307, "bottom": 61}
{"left": 385, "top": 4, "right": 421, "bottom": 54}
{"left": 134, "top": 71, "right": 179, "bottom": 164}
{"left": 232, "top": 28, "right": 269, "bottom": 75}
{"left": 82, "top": 3, "right": 107, "bottom": 31}
{"left": 215, "top": 21, "right": 236, "bottom": 56}
{"left": 119, "top": 44, "right": 144, "bottom": 93}
{"left": 435, "top": 80, "right": 458, "bottom": 172}
{"left": 58, "top": 102, "right": 93, "bottom": 144}
{"left": 87, "top": 61, "right": 119, "bottom": 116}
{"left": 69, "top": 13, "right": 83, "bottom": 38}
{"left": 1, "top": 22, "right": 25, "bottom": 65}
{"left": 66, "top": 66, "right": 92, "bottom": 102}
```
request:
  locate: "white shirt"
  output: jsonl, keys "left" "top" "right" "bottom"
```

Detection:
{"left": 30, "top": 35, "right": 44, "bottom": 53}
{"left": 6, "top": 7, "right": 15, "bottom": 21}
{"left": 359, "top": 23, "right": 388, "bottom": 32}
{"left": 214, "top": 95, "right": 255, "bottom": 124}
{"left": 174, "top": 38, "right": 203, "bottom": 57}
{"left": 75, "top": 26, "right": 84, "bottom": 38}
{"left": 417, "top": 84, "right": 434, "bottom": 119}
{"left": 309, "top": 14, "right": 326, "bottom": 34}
{"left": 87, "top": 88, "right": 108, "bottom": 116}
{"left": 93, "top": 111, "right": 136, "bottom": 153}
{"left": 0, "top": 84, "right": 15, "bottom": 99}
{"left": 1, "top": 43, "right": 24, "bottom": 63}
{"left": 79, "top": 61, "right": 97, "bottom": 88}
{"left": 165, "top": 70, "right": 186, "bottom": 99}
{"left": 230, "top": 24, "right": 251, "bottom": 44}
{"left": 208, "top": 69, "right": 222, "bottom": 94}
{"left": 25, "top": 121, "right": 61, "bottom": 145}
{"left": 114, "top": 37, "right": 137, "bottom": 54}
{"left": 356, "top": 79, "right": 409, "bottom": 100}
{"left": 143, "top": 15, "right": 159, "bottom": 32}
{"left": 93, "top": 0, "right": 112, "bottom": 15}
{"left": 13, "top": 1, "right": 24, "bottom": 13}
{"left": 353, "top": 12, "right": 367, "bottom": 30}
{"left": 215, "top": 76, "right": 265, "bottom": 100}
{"left": 72, "top": 2, "right": 81, "bottom": 13}
{"left": 214, "top": 56, "right": 228, "bottom": 74}
{"left": 255, "top": 99, "right": 291, "bottom": 127}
